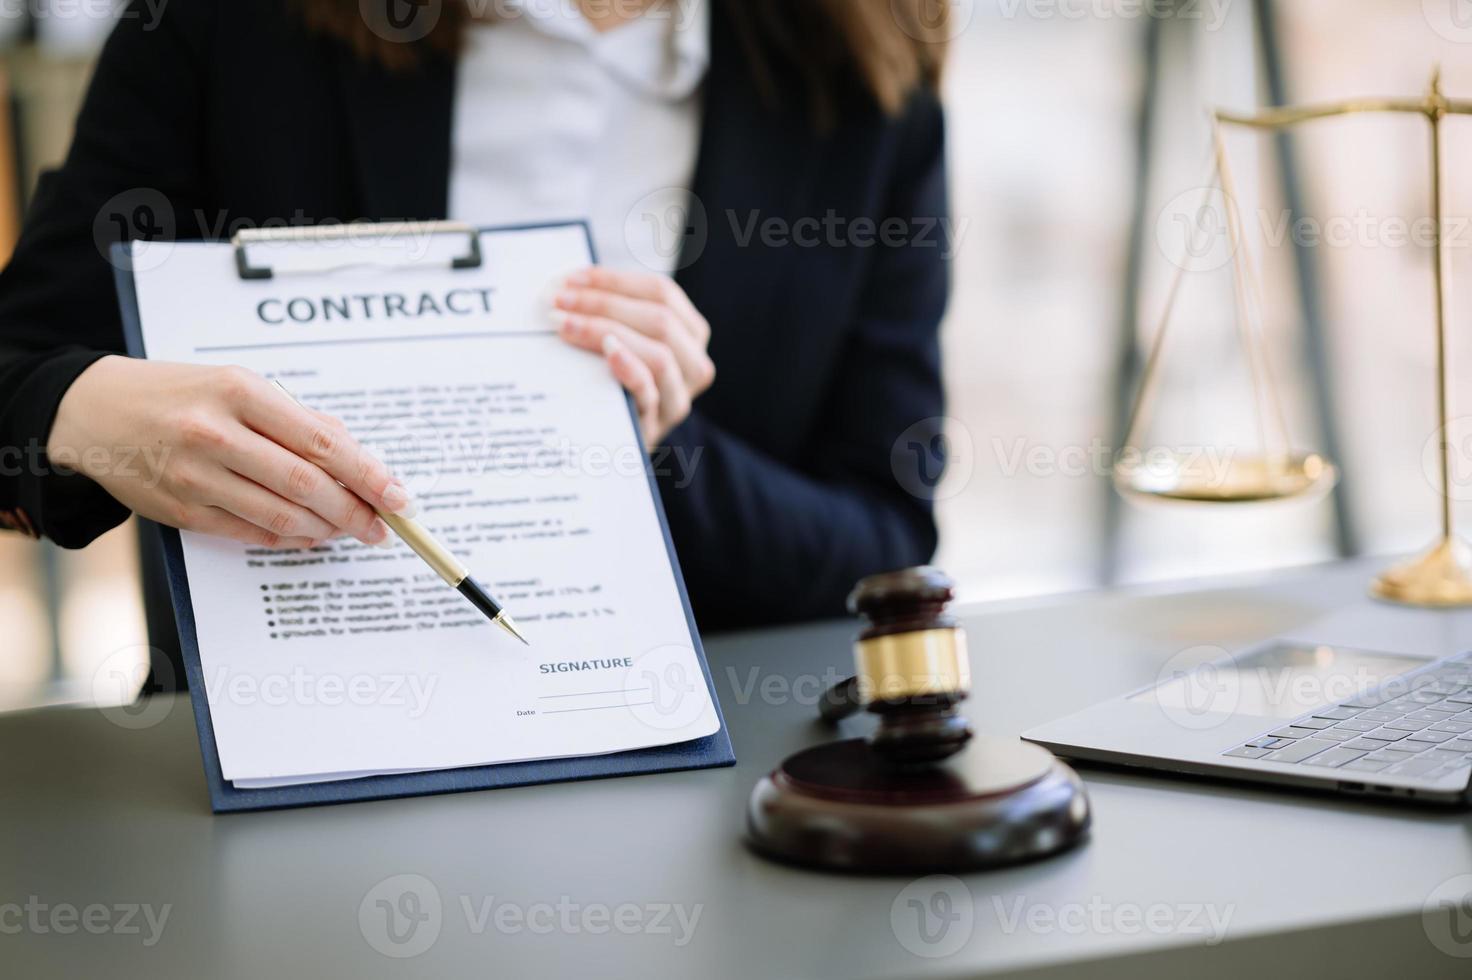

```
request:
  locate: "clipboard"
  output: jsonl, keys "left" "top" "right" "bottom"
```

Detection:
{"left": 111, "top": 220, "right": 736, "bottom": 813}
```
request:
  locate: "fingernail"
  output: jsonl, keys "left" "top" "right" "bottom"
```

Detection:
{"left": 381, "top": 482, "right": 417, "bottom": 518}
{"left": 565, "top": 270, "right": 591, "bottom": 287}
{"left": 602, "top": 334, "right": 621, "bottom": 356}
{"left": 556, "top": 290, "right": 578, "bottom": 307}
{"left": 370, "top": 519, "right": 395, "bottom": 548}
{"left": 549, "top": 309, "right": 570, "bottom": 328}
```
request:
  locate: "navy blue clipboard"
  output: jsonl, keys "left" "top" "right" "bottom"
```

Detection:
{"left": 111, "top": 220, "right": 735, "bottom": 813}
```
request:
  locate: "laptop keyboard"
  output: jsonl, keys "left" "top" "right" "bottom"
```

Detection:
{"left": 1223, "top": 651, "right": 1472, "bottom": 782}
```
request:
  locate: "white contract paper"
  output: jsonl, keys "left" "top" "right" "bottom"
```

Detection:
{"left": 126, "top": 224, "right": 719, "bottom": 787}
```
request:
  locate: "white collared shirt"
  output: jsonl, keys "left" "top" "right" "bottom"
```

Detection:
{"left": 448, "top": 0, "right": 708, "bottom": 274}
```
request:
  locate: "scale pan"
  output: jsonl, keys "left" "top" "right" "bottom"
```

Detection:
{"left": 1114, "top": 451, "right": 1337, "bottom": 505}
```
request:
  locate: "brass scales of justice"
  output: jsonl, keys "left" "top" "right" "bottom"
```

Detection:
{"left": 1116, "top": 67, "right": 1472, "bottom": 608}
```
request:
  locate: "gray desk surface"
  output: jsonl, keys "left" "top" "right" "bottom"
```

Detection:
{"left": 3, "top": 558, "right": 1472, "bottom": 979}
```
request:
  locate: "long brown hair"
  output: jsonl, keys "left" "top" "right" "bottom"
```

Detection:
{"left": 294, "top": 0, "right": 950, "bottom": 119}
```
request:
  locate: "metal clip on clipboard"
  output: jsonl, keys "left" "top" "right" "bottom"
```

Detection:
{"left": 231, "top": 220, "right": 484, "bottom": 280}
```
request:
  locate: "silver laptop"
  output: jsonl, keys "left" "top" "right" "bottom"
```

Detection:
{"left": 1023, "top": 604, "right": 1472, "bottom": 805}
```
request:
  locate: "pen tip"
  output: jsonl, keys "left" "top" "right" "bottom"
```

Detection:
{"left": 496, "top": 613, "right": 529, "bottom": 646}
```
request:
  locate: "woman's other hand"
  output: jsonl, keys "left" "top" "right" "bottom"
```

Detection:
{"left": 46, "top": 356, "right": 414, "bottom": 548}
{"left": 553, "top": 268, "right": 715, "bottom": 445}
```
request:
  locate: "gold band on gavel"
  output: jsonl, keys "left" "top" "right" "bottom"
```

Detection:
{"left": 854, "top": 628, "right": 971, "bottom": 704}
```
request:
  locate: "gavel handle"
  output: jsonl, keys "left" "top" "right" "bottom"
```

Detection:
{"left": 819, "top": 675, "right": 864, "bottom": 724}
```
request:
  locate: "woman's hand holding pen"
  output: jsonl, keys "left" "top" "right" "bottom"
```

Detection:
{"left": 552, "top": 268, "right": 715, "bottom": 446}
{"left": 47, "top": 356, "right": 415, "bottom": 548}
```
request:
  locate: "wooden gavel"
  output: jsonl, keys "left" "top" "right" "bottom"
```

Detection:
{"left": 819, "top": 566, "right": 974, "bottom": 763}
{"left": 747, "top": 565, "right": 1092, "bottom": 873}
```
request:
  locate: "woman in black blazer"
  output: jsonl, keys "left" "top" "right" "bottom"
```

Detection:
{"left": 0, "top": 0, "right": 951, "bottom": 630}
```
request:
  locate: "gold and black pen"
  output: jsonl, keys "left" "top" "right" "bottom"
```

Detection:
{"left": 272, "top": 382, "right": 528, "bottom": 645}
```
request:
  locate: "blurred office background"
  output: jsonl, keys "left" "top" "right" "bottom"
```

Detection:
{"left": 2, "top": 0, "right": 1469, "bottom": 710}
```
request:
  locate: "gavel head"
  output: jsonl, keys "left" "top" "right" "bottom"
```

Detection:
{"left": 847, "top": 567, "right": 974, "bottom": 763}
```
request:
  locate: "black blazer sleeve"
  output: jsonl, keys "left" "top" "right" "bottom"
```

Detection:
{"left": 0, "top": 0, "right": 213, "bottom": 546}
{"left": 658, "top": 93, "right": 950, "bottom": 629}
